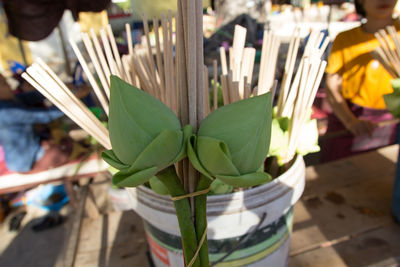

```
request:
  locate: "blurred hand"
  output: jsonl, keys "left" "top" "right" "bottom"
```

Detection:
{"left": 346, "top": 118, "right": 376, "bottom": 137}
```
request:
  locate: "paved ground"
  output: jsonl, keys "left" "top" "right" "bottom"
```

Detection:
{"left": 290, "top": 145, "right": 400, "bottom": 267}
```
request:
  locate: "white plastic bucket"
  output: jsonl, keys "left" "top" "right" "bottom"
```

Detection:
{"left": 127, "top": 155, "right": 305, "bottom": 267}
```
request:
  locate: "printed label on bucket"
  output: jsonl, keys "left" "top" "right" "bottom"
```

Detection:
{"left": 144, "top": 208, "right": 294, "bottom": 267}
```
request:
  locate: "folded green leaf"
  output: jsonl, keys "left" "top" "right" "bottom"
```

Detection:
{"left": 172, "top": 125, "right": 194, "bottom": 163}
{"left": 109, "top": 76, "right": 181, "bottom": 165}
{"left": 103, "top": 76, "right": 195, "bottom": 189}
{"left": 215, "top": 171, "right": 272, "bottom": 188}
{"left": 149, "top": 176, "right": 169, "bottom": 195}
{"left": 209, "top": 179, "right": 234, "bottom": 195}
{"left": 102, "top": 149, "right": 130, "bottom": 170}
{"left": 198, "top": 93, "right": 272, "bottom": 174}
{"left": 277, "top": 117, "right": 290, "bottom": 131}
{"left": 187, "top": 135, "right": 214, "bottom": 180}
{"left": 113, "top": 166, "right": 158, "bottom": 187}
{"left": 197, "top": 136, "right": 240, "bottom": 176}
{"left": 129, "top": 129, "right": 182, "bottom": 172}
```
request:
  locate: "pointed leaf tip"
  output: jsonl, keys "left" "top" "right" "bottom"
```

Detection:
{"left": 108, "top": 75, "right": 181, "bottom": 165}
{"left": 198, "top": 93, "right": 272, "bottom": 173}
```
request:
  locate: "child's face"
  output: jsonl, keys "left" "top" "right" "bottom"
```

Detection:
{"left": 361, "top": 0, "right": 398, "bottom": 20}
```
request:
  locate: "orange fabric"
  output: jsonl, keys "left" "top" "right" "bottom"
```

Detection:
{"left": 326, "top": 21, "right": 400, "bottom": 109}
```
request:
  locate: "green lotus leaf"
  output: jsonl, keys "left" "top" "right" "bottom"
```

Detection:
{"left": 130, "top": 129, "right": 182, "bottom": 172}
{"left": 149, "top": 176, "right": 169, "bottom": 195}
{"left": 277, "top": 117, "right": 290, "bottom": 131}
{"left": 187, "top": 135, "right": 213, "bottom": 180}
{"left": 107, "top": 166, "right": 119, "bottom": 176}
{"left": 215, "top": 171, "right": 272, "bottom": 188}
{"left": 102, "top": 149, "right": 129, "bottom": 170}
{"left": 109, "top": 75, "right": 181, "bottom": 165}
{"left": 103, "top": 125, "right": 193, "bottom": 188}
{"left": 209, "top": 179, "right": 233, "bottom": 195}
{"left": 172, "top": 125, "right": 194, "bottom": 163}
{"left": 198, "top": 93, "right": 272, "bottom": 174}
{"left": 197, "top": 136, "right": 240, "bottom": 176}
{"left": 113, "top": 166, "right": 158, "bottom": 187}
{"left": 101, "top": 150, "right": 129, "bottom": 170}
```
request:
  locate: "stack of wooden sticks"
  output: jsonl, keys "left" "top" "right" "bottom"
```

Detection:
{"left": 22, "top": 11, "right": 329, "bottom": 177}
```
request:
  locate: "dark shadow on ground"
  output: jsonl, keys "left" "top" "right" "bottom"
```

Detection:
{"left": 0, "top": 214, "right": 67, "bottom": 267}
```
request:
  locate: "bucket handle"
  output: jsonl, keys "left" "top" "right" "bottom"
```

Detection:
{"left": 210, "top": 212, "right": 267, "bottom": 266}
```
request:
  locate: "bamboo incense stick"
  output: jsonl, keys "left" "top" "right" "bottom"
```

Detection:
{"left": 387, "top": 26, "right": 400, "bottom": 57}
{"left": 187, "top": 0, "right": 197, "bottom": 130}
{"left": 244, "top": 77, "right": 251, "bottom": 99}
{"left": 375, "top": 32, "right": 400, "bottom": 75}
{"left": 81, "top": 33, "right": 110, "bottom": 99}
{"left": 100, "top": 28, "right": 119, "bottom": 76}
{"left": 220, "top": 74, "right": 229, "bottom": 105}
{"left": 231, "top": 25, "right": 247, "bottom": 82}
{"left": 35, "top": 59, "right": 109, "bottom": 138}
{"left": 213, "top": 59, "right": 218, "bottom": 110}
{"left": 69, "top": 38, "right": 110, "bottom": 115}
{"left": 106, "top": 24, "right": 125, "bottom": 77}
{"left": 24, "top": 66, "right": 111, "bottom": 149}
{"left": 126, "top": 23, "right": 133, "bottom": 56}
{"left": 281, "top": 58, "right": 304, "bottom": 117}
{"left": 379, "top": 30, "right": 400, "bottom": 62}
{"left": 220, "top": 47, "right": 228, "bottom": 75}
{"left": 22, "top": 72, "right": 109, "bottom": 148}
{"left": 176, "top": 0, "right": 189, "bottom": 125}
{"left": 161, "top": 14, "right": 172, "bottom": 109}
{"left": 257, "top": 30, "right": 271, "bottom": 94}
{"left": 168, "top": 11, "right": 177, "bottom": 114}
{"left": 203, "top": 65, "right": 210, "bottom": 116}
{"left": 122, "top": 55, "right": 133, "bottom": 84}
{"left": 373, "top": 47, "right": 398, "bottom": 77}
{"left": 90, "top": 29, "right": 111, "bottom": 86}
{"left": 282, "top": 31, "right": 300, "bottom": 100}
{"left": 34, "top": 68, "right": 110, "bottom": 149}
{"left": 239, "top": 48, "right": 255, "bottom": 99}
{"left": 142, "top": 14, "right": 159, "bottom": 89}
{"left": 176, "top": 0, "right": 189, "bottom": 191}
{"left": 196, "top": 0, "right": 205, "bottom": 126}
{"left": 153, "top": 17, "right": 166, "bottom": 102}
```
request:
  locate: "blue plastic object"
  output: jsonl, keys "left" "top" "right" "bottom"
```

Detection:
{"left": 8, "top": 60, "right": 26, "bottom": 74}
{"left": 29, "top": 184, "right": 69, "bottom": 211}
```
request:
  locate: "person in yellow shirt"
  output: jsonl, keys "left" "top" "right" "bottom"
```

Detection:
{"left": 322, "top": 0, "right": 399, "bottom": 162}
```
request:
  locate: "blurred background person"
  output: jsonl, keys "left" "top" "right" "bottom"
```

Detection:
{"left": 322, "top": 0, "right": 399, "bottom": 162}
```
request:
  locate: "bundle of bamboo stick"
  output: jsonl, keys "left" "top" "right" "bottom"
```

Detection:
{"left": 23, "top": 7, "right": 207, "bottom": 197}
{"left": 374, "top": 25, "right": 400, "bottom": 77}
{"left": 21, "top": 59, "right": 111, "bottom": 150}
{"left": 218, "top": 26, "right": 280, "bottom": 105}
{"left": 278, "top": 30, "right": 329, "bottom": 163}
{"left": 22, "top": 6, "right": 330, "bottom": 176}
